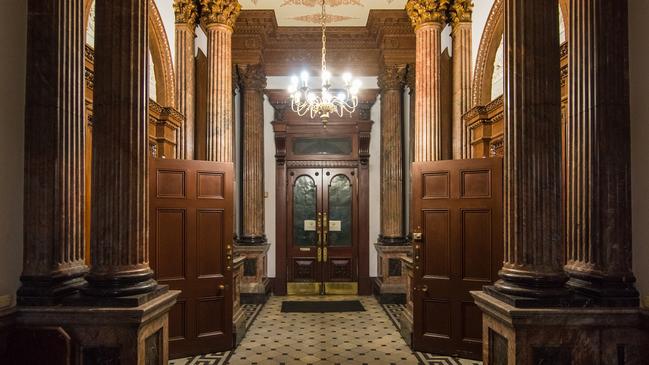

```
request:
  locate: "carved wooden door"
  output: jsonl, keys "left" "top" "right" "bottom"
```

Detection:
{"left": 411, "top": 158, "right": 503, "bottom": 360}
{"left": 287, "top": 167, "right": 358, "bottom": 295}
{"left": 149, "top": 158, "right": 234, "bottom": 358}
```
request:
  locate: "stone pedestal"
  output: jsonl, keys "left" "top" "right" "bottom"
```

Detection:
{"left": 399, "top": 256, "right": 414, "bottom": 346}
{"left": 472, "top": 291, "right": 649, "bottom": 365}
{"left": 235, "top": 244, "right": 271, "bottom": 304}
{"left": 373, "top": 244, "right": 412, "bottom": 304}
{"left": 232, "top": 256, "right": 247, "bottom": 346}
{"left": 12, "top": 290, "right": 179, "bottom": 365}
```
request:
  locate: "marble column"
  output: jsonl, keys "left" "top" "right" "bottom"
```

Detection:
{"left": 406, "top": 65, "right": 416, "bottom": 163}
{"left": 84, "top": 0, "right": 158, "bottom": 297}
{"left": 174, "top": 0, "right": 199, "bottom": 160}
{"left": 18, "top": 0, "right": 88, "bottom": 305}
{"left": 449, "top": 0, "right": 472, "bottom": 159}
{"left": 406, "top": 0, "right": 448, "bottom": 162}
{"left": 489, "top": 0, "right": 568, "bottom": 303}
{"left": 200, "top": 0, "right": 241, "bottom": 162}
{"left": 237, "top": 64, "right": 267, "bottom": 244}
{"left": 377, "top": 65, "right": 408, "bottom": 244}
{"left": 564, "top": 0, "right": 638, "bottom": 306}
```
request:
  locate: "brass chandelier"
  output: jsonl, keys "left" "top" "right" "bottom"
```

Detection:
{"left": 287, "top": 0, "right": 361, "bottom": 127}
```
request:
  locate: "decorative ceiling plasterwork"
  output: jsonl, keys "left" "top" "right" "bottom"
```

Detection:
{"left": 232, "top": 9, "right": 416, "bottom": 76}
{"left": 238, "top": 0, "right": 406, "bottom": 26}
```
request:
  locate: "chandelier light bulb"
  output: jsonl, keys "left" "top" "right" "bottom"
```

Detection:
{"left": 300, "top": 71, "right": 310, "bottom": 84}
{"left": 342, "top": 72, "right": 352, "bottom": 84}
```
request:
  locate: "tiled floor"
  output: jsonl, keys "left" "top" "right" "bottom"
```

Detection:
{"left": 169, "top": 296, "right": 482, "bottom": 365}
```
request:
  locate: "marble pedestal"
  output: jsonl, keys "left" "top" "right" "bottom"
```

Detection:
{"left": 10, "top": 290, "right": 179, "bottom": 364}
{"left": 373, "top": 244, "right": 412, "bottom": 304}
{"left": 398, "top": 256, "right": 414, "bottom": 346}
{"left": 472, "top": 291, "right": 649, "bottom": 365}
{"left": 232, "top": 256, "right": 247, "bottom": 346}
{"left": 235, "top": 244, "right": 271, "bottom": 304}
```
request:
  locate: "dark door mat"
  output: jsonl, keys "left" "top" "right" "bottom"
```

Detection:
{"left": 281, "top": 300, "right": 366, "bottom": 313}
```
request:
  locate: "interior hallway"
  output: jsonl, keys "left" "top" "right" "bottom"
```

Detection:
{"left": 170, "top": 296, "right": 481, "bottom": 365}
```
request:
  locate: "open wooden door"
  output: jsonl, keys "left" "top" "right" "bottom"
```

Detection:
{"left": 411, "top": 158, "right": 503, "bottom": 360}
{"left": 150, "top": 158, "right": 234, "bottom": 358}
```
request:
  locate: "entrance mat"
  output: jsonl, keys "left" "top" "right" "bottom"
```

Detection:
{"left": 281, "top": 300, "right": 366, "bottom": 313}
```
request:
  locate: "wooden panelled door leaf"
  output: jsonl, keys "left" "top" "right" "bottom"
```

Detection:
{"left": 150, "top": 158, "right": 234, "bottom": 358}
{"left": 411, "top": 158, "right": 503, "bottom": 360}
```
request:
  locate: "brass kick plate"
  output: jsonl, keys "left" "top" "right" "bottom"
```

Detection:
{"left": 287, "top": 282, "right": 321, "bottom": 295}
{"left": 324, "top": 282, "right": 358, "bottom": 295}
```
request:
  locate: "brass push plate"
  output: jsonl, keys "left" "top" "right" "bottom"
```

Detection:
{"left": 299, "top": 247, "right": 311, "bottom": 252}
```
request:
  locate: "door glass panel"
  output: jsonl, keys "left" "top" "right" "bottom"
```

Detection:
{"left": 293, "top": 175, "right": 318, "bottom": 246}
{"left": 292, "top": 137, "right": 353, "bottom": 156}
{"left": 328, "top": 175, "right": 352, "bottom": 247}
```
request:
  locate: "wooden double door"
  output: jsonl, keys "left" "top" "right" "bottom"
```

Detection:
{"left": 411, "top": 158, "right": 503, "bottom": 360}
{"left": 287, "top": 167, "right": 358, "bottom": 295}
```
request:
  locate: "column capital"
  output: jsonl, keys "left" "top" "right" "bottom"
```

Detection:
{"left": 378, "top": 65, "right": 407, "bottom": 91}
{"left": 174, "top": 0, "right": 199, "bottom": 26}
{"left": 405, "top": 64, "right": 416, "bottom": 91}
{"left": 238, "top": 64, "right": 267, "bottom": 90}
{"left": 199, "top": 0, "right": 241, "bottom": 29}
{"left": 405, "top": 0, "right": 449, "bottom": 29}
{"left": 449, "top": 0, "right": 473, "bottom": 25}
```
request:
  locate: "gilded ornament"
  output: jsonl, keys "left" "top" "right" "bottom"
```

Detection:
{"left": 174, "top": 0, "right": 199, "bottom": 26}
{"left": 449, "top": 0, "right": 473, "bottom": 24}
{"left": 405, "top": 0, "right": 450, "bottom": 28}
{"left": 199, "top": 0, "right": 242, "bottom": 28}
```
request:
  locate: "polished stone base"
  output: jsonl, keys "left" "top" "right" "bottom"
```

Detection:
{"left": 10, "top": 290, "right": 179, "bottom": 364}
{"left": 472, "top": 290, "right": 649, "bottom": 365}
{"left": 399, "top": 305, "right": 414, "bottom": 347}
{"left": 233, "top": 306, "right": 247, "bottom": 346}
{"left": 372, "top": 277, "right": 406, "bottom": 304}
{"left": 374, "top": 243, "right": 412, "bottom": 305}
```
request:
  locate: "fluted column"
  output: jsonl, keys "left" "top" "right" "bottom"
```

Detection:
{"left": 18, "top": 0, "right": 88, "bottom": 305}
{"left": 174, "top": 0, "right": 199, "bottom": 159}
{"left": 237, "top": 64, "right": 267, "bottom": 244}
{"left": 406, "top": 65, "right": 416, "bottom": 163}
{"left": 406, "top": 0, "right": 447, "bottom": 162}
{"left": 449, "top": 0, "right": 472, "bottom": 159}
{"left": 565, "top": 0, "right": 638, "bottom": 306}
{"left": 200, "top": 0, "right": 241, "bottom": 162}
{"left": 84, "top": 0, "right": 157, "bottom": 297}
{"left": 378, "top": 65, "right": 408, "bottom": 244}
{"left": 490, "top": 0, "right": 567, "bottom": 302}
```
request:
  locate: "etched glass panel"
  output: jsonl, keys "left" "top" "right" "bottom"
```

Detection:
{"left": 292, "top": 137, "right": 353, "bottom": 155}
{"left": 293, "top": 175, "right": 317, "bottom": 246}
{"left": 328, "top": 175, "right": 352, "bottom": 247}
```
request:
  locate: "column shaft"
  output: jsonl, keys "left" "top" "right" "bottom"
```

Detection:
{"left": 378, "top": 65, "right": 407, "bottom": 243}
{"left": 492, "top": 0, "right": 567, "bottom": 301}
{"left": 19, "top": 0, "right": 88, "bottom": 305}
{"left": 565, "top": 0, "right": 638, "bottom": 305}
{"left": 206, "top": 23, "right": 233, "bottom": 162}
{"left": 450, "top": 19, "right": 472, "bottom": 159}
{"left": 84, "top": 0, "right": 157, "bottom": 297}
{"left": 174, "top": 0, "right": 199, "bottom": 159}
{"left": 238, "top": 64, "right": 267, "bottom": 243}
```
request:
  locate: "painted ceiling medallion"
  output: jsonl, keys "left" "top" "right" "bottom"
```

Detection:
{"left": 281, "top": 0, "right": 363, "bottom": 7}
{"left": 291, "top": 13, "right": 358, "bottom": 24}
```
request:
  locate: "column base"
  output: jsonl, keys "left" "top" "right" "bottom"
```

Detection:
{"left": 374, "top": 243, "right": 412, "bottom": 304}
{"left": 377, "top": 235, "right": 410, "bottom": 245}
{"left": 491, "top": 267, "right": 570, "bottom": 307}
{"left": 235, "top": 243, "right": 271, "bottom": 304}
{"left": 71, "top": 285, "right": 169, "bottom": 308}
{"left": 565, "top": 269, "right": 639, "bottom": 307}
{"left": 8, "top": 289, "right": 179, "bottom": 364}
{"left": 17, "top": 267, "right": 89, "bottom": 306}
{"left": 82, "top": 268, "right": 158, "bottom": 298}
{"left": 471, "top": 290, "right": 649, "bottom": 365}
{"left": 236, "top": 235, "right": 267, "bottom": 245}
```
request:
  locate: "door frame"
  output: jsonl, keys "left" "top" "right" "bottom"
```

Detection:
{"left": 272, "top": 117, "right": 373, "bottom": 295}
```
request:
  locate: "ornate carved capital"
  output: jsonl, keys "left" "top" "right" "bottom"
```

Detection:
{"left": 199, "top": 0, "right": 241, "bottom": 28}
{"left": 174, "top": 0, "right": 199, "bottom": 26}
{"left": 405, "top": 0, "right": 450, "bottom": 29}
{"left": 449, "top": 0, "right": 473, "bottom": 24}
{"left": 238, "top": 64, "right": 267, "bottom": 90}
{"left": 405, "top": 64, "right": 416, "bottom": 91}
{"left": 378, "top": 65, "right": 407, "bottom": 91}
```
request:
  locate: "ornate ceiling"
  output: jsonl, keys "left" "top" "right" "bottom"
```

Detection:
{"left": 238, "top": 0, "right": 406, "bottom": 27}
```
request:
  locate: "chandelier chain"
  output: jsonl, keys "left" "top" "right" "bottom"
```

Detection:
{"left": 321, "top": 0, "right": 327, "bottom": 73}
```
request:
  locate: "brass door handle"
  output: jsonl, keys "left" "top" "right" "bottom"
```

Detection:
{"left": 323, "top": 212, "right": 328, "bottom": 244}
{"left": 317, "top": 247, "right": 322, "bottom": 262}
{"left": 323, "top": 246, "right": 328, "bottom": 262}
